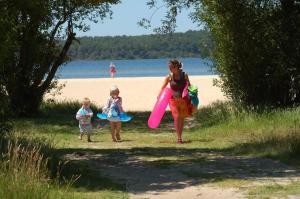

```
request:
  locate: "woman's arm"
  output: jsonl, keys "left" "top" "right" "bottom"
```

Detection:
{"left": 185, "top": 73, "right": 191, "bottom": 86}
{"left": 158, "top": 75, "right": 170, "bottom": 97}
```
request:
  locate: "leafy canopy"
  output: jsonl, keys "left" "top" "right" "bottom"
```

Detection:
{"left": 0, "top": 0, "right": 119, "bottom": 116}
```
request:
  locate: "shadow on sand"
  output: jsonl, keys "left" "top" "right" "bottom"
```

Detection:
{"left": 56, "top": 146, "right": 300, "bottom": 193}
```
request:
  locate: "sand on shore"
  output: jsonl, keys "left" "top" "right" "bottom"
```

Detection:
{"left": 45, "top": 76, "right": 227, "bottom": 111}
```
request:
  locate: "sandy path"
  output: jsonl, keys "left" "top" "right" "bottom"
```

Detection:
{"left": 64, "top": 148, "right": 300, "bottom": 199}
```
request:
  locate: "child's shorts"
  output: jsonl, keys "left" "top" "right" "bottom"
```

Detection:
{"left": 169, "top": 97, "right": 192, "bottom": 118}
{"left": 79, "top": 124, "right": 93, "bottom": 134}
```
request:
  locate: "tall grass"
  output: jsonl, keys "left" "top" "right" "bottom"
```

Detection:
{"left": 0, "top": 136, "right": 75, "bottom": 199}
{"left": 194, "top": 101, "right": 300, "bottom": 158}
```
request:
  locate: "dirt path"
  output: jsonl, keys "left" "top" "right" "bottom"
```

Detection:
{"left": 64, "top": 148, "right": 300, "bottom": 199}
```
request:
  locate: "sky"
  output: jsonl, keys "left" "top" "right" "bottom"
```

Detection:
{"left": 76, "top": 0, "right": 200, "bottom": 37}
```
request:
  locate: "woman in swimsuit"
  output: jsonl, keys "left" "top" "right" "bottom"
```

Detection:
{"left": 159, "top": 59, "right": 192, "bottom": 143}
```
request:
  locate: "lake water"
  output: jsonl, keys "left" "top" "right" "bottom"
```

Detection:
{"left": 57, "top": 58, "right": 215, "bottom": 79}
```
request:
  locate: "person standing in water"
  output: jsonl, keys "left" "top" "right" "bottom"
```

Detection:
{"left": 110, "top": 62, "right": 116, "bottom": 78}
{"left": 158, "top": 59, "right": 192, "bottom": 144}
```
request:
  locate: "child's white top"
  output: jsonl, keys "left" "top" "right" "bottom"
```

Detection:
{"left": 76, "top": 107, "right": 93, "bottom": 126}
{"left": 103, "top": 96, "right": 123, "bottom": 113}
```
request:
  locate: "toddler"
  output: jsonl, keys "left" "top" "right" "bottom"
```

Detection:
{"left": 76, "top": 97, "right": 93, "bottom": 142}
{"left": 103, "top": 85, "right": 124, "bottom": 142}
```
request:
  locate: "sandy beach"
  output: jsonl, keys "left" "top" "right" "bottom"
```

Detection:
{"left": 45, "top": 75, "right": 227, "bottom": 111}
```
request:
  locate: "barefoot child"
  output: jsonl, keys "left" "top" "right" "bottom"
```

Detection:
{"left": 103, "top": 85, "right": 124, "bottom": 142}
{"left": 76, "top": 97, "right": 93, "bottom": 142}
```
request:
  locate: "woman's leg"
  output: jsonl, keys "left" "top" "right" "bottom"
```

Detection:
{"left": 115, "top": 122, "right": 122, "bottom": 141}
{"left": 178, "top": 117, "right": 184, "bottom": 142}
{"left": 173, "top": 116, "right": 180, "bottom": 143}
{"left": 170, "top": 99, "right": 185, "bottom": 143}
{"left": 174, "top": 116, "right": 184, "bottom": 143}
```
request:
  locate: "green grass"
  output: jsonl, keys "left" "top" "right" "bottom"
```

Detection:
{"left": 0, "top": 137, "right": 76, "bottom": 199}
{"left": 248, "top": 181, "right": 300, "bottom": 198}
{"left": 181, "top": 170, "right": 252, "bottom": 188}
{"left": 3, "top": 100, "right": 300, "bottom": 198}
{"left": 192, "top": 101, "right": 300, "bottom": 158}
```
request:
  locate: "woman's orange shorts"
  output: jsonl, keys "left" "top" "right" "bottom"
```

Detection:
{"left": 169, "top": 97, "right": 192, "bottom": 118}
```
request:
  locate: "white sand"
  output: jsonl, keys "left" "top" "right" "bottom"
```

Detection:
{"left": 45, "top": 76, "right": 227, "bottom": 111}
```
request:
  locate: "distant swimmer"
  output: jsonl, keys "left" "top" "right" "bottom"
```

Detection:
{"left": 110, "top": 62, "right": 116, "bottom": 78}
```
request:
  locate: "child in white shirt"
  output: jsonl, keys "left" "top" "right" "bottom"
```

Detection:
{"left": 76, "top": 98, "right": 93, "bottom": 142}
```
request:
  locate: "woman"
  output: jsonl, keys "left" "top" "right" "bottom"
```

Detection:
{"left": 159, "top": 59, "right": 191, "bottom": 143}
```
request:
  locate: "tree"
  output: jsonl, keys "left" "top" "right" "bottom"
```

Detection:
{"left": 0, "top": 0, "right": 119, "bottom": 116}
{"left": 67, "top": 30, "right": 212, "bottom": 60}
{"left": 146, "top": 0, "right": 300, "bottom": 107}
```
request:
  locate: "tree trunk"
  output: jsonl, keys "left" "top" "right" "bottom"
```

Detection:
{"left": 9, "top": 85, "right": 43, "bottom": 116}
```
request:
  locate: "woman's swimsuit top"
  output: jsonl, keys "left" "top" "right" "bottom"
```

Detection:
{"left": 169, "top": 71, "right": 186, "bottom": 98}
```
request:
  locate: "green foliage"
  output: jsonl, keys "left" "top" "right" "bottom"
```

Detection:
{"left": 67, "top": 30, "right": 213, "bottom": 60}
{"left": 0, "top": 0, "right": 119, "bottom": 116}
{"left": 0, "top": 8, "right": 12, "bottom": 134}
{"left": 0, "top": 84, "right": 11, "bottom": 135}
{"left": 153, "top": 0, "right": 300, "bottom": 107}
{"left": 196, "top": 0, "right": 300, "bottom": 106}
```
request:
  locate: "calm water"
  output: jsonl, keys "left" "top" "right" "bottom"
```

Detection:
{"left": 57, "top": 58, "right": 215, "bottom": 79}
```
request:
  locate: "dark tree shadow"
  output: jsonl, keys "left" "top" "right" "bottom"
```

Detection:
{"left": 55, "top": 147, "right": 300, "bottom": 193}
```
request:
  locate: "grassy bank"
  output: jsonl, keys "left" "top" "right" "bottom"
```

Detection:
{"left": 2, "top": 100, "right": 300, "bottom": 198}
{"left": 195, "top": 101, "right": 300, "bottom": 160}
{"left": 0, "top": 136, "right": 76, "bottom": 199}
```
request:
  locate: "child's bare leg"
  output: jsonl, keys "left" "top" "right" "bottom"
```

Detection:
{"left": 115, "top": 122, "right": 122, "bottom": 141}
{"left": 110, "top": 122, "right": 117, "bottom": 141}
{"left": 87, "top": 134, "right": 92, "bottom": 142}
{"left": 79, "top": 132, "right": 83, "bottom": 140}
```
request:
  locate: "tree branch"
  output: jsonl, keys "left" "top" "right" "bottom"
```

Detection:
{"left": 39, "top": 20, "right": 75, "bottom": 92}
{"left": 49, "top": 0, "right": 69, "bottom": 45}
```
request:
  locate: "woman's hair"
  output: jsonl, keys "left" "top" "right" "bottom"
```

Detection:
{"left": 169, "top": 59, "right": 183, "bottom": 69}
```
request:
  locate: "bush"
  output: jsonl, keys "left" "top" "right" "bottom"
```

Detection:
{"left": 196, "top": 0, "right": 300, "bottom": 107}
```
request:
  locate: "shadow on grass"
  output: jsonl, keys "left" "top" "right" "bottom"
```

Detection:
{"left": 55, "top": 147, "right": 300, "bottom": 193}
{"left": 18, "top": 110, "right": 175, "bottom": 134}
{"left": 61, "top": 160, "right": 126, "bottom": 192}
{"left": 225, "top": 132, "right": 300, "bottom": 166}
